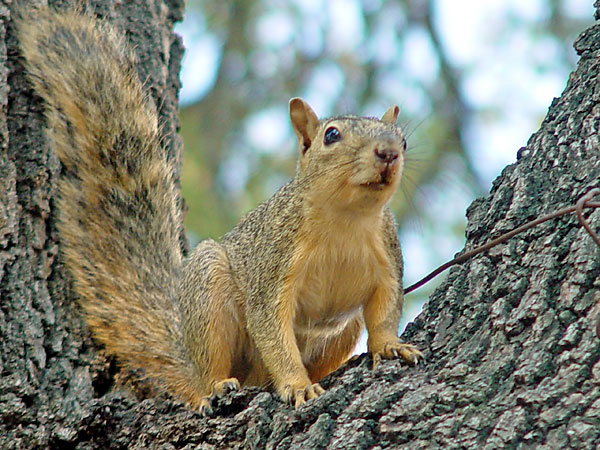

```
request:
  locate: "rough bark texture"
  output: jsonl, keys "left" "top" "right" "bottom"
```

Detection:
{"left": 1, "top": 1, "right": 600, "bottom": 449}
{"left": 0, "top": 0, "right": 185, "bottom": 448}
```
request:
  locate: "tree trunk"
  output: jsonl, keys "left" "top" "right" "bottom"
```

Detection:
{"left": 2, "top": 1, "right": 599, "bottom": 449}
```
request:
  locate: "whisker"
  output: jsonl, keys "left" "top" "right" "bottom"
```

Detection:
{"left": 402, "top": 116, "right": 428, "bottom": 142}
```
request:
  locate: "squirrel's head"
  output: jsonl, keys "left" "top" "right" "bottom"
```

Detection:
{"left": 289, "top": 97, "right": 406, "bottom": 213}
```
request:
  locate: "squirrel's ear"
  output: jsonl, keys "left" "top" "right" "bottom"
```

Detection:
{"left": 289, "top": 98, "right": 320, "bottom": 153}
{"left": 381, "top": 105, "right": 400, "bottom": 124}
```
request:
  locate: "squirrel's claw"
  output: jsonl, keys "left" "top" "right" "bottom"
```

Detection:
{"left": 371, "top": 340, "right": 423, "bottom": 369}
{"left": 211, "top": 377, "right": 241, "bottom": 397}
{"left": 281, "top": 381, "right": 325, "bottom": 408}
{"left": 198, "top": 377, "right": 241, "bottom": 416}
{"left": 294, "top": 383, "right": 325, "bottom": 408}
{"left": 198, "top": 397, "right": 214, "bottom": 416}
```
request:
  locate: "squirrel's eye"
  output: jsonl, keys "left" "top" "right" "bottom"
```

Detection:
{"left": 324, "top": 127, "right": 341, "bottom": 145}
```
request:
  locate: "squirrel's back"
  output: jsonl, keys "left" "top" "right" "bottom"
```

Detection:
{"left": 18, "top": 9, "right": 204, "bottom": 404}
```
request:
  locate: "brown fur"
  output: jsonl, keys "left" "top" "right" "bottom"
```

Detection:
{"left": 18, "top": 8, "right": 421, "bottom": 413}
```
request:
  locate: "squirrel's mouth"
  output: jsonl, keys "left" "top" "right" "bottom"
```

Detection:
{"left": 361, "top": 167, "right": 395, "bottom": 190}
{"left": 361, "top": 181, "right": 388, "bottom": 191}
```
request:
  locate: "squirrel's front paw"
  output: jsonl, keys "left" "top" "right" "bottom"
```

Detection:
{"left": 279, "top": 379, "right": 325, "bottom": 408}
{"left": 371, "top": 339, "right": 423, "bottom": 369}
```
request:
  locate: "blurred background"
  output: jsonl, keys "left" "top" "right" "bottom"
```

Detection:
{"left": 174, "top": 0, "right": 594, "bottom": 349}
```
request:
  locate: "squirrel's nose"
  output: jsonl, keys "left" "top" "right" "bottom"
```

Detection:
{"left": 374, "top": 147, "right": 399, "bottom": 164}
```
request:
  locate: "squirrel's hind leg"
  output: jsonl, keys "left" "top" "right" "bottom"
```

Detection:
{"left": 304, "top": 315, "right": 364, "bottom": 382}
{"left": 180, "top": 239, "right": 245, "bottom": 414}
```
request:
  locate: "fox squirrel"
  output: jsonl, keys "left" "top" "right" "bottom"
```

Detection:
{"left": 18, "top": 8, "right": 422, "bottom": 414}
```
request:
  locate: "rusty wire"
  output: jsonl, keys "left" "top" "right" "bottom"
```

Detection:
{"left": 404, "top": 188, "right": 600, "bottom": 294}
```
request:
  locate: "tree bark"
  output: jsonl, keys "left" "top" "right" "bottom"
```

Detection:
{"left": 2, "top": 1, "right": 600, "bottom": 449}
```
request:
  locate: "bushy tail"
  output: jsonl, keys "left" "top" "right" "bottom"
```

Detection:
{"left": 18, "top": 8, "right": 204, "bottom": 406}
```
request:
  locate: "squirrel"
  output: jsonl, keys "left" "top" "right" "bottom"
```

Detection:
{"left": 17, "top": 8, "right": 422, "bottom": 414}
